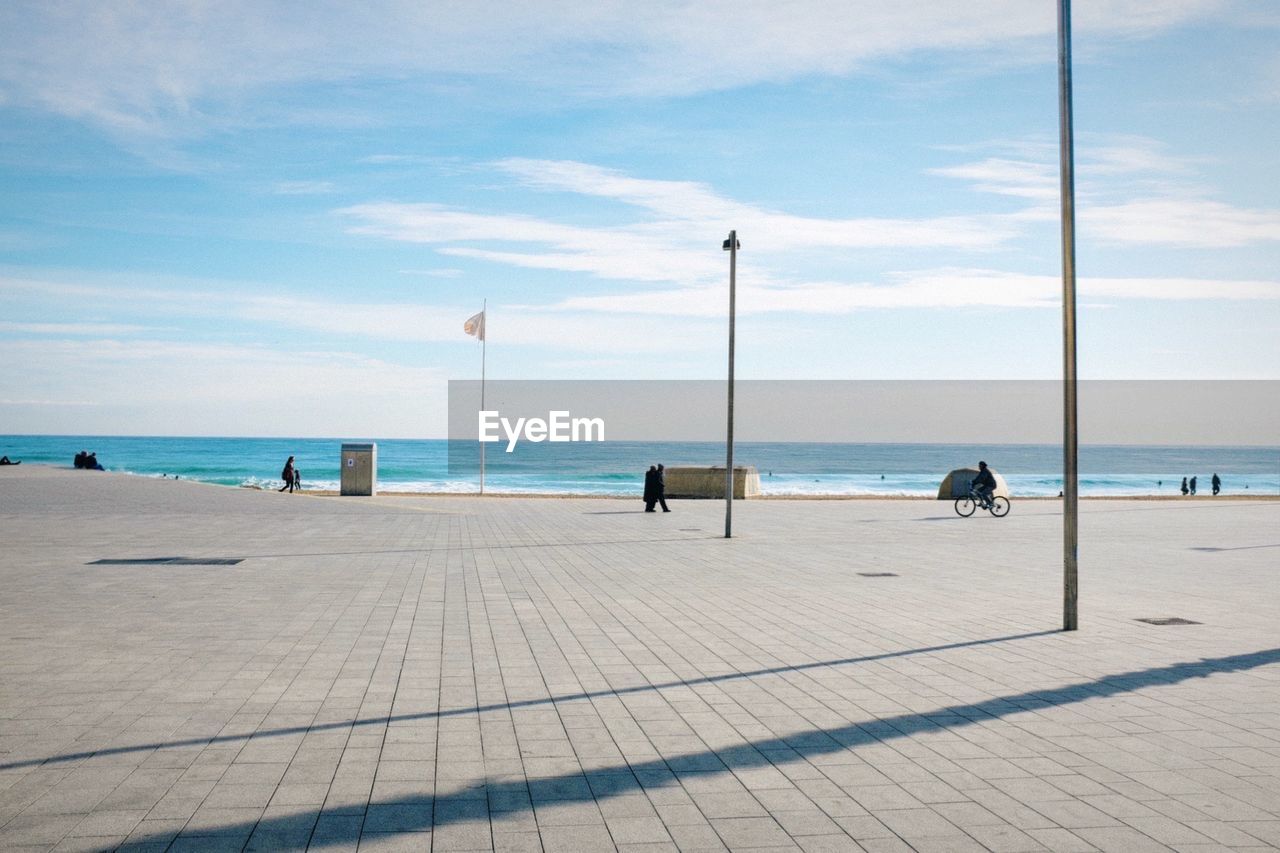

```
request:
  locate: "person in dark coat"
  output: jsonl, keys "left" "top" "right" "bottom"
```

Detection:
{"left": 1189, "top": 476, "right": 1198, "bottom": 496}
{"left": 1180, "top": 477, "right": 1189, "bottom": 496}
{"left": 973, "top": 461, "right": 996, "bottom": 508}
{"left": 74, "top": 450, "right": 87, "bottom": 469}
{"left": 1212, "top": 473, "right": 1221, "bottom": 496}
{"left": 280, "top": 456, "right": 296, "bottom": 493}
{"left": 643, "top": 465, "right": 658, "bottom": 512}
{"left": 655, "top": 463, "right": 670, "bottom": 512}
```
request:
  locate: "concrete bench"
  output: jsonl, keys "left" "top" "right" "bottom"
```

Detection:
{"left": 664, "top": 466, "right": 761, "bottom": 499}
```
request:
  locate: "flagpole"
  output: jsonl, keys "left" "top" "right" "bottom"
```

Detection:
{"left": 480, "top": 298, "right": 486, "bottom": 496}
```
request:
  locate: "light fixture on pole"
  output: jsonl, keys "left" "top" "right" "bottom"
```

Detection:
{"left": 1057, "top": 0, "right": 1079, "bottom": 630}
{"left": 722, "top": 231, "right": 739, "bottom": 539}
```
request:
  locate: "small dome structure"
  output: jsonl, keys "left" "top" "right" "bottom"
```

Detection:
{"left": 938, "top": 467, "right": 1009, "bottom": 500}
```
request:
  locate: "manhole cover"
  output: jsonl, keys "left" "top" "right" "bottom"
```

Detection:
{"left": 1135, "top": 617, "right": 1201, "bottom": 626}
{"left": 857, "top": 572, "right": 899, "bottom": 577}
{"left": 90, "top": 557, "right": 244, "bottom": 566}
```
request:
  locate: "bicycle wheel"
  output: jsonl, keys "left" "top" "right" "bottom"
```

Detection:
{"left": 955, "top": 497, "right": 976, "bottom": 517}
{"left": 990, "top": 496, "right": 1010, "bottom": 517}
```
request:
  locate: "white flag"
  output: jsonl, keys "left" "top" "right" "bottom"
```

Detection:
{"left": 463, "top": 310, "right": 485, "bottom": 341}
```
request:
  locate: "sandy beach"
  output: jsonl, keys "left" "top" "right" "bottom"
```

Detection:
{"left": 1, "top": 463, "right": 1278, "bottom": 851}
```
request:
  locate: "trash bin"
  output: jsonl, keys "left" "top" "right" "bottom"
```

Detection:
{"left": 340, "top": 443, "right": 377, "bottom": 496}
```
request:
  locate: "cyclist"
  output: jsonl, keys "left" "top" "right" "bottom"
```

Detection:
{"left": 973, "top": 461, "right": 996, "bottom": 508}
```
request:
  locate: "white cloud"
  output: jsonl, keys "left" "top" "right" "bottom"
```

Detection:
{"left": 928, "top": 158, "right": 1058, "bottom": 201}
{"left": 345, "top": 153, "right": 1280, "bottom": 298}
{"left": 0, "top": 1, "right": 1233, "bottom": 137}
{"left": 495, "top": 159, "right": 1016, "bottom": 250}
{"left": 0, "top": 271, "right": 722, "bottom": 355}
{"left": 933, "top": 138, "right": 1280, "bottom": 248}
{"left": 926, "top": 138, "right": 1200, "bottom": 203}
{"left": 1084, "top": 137, "right": 1199, "bottom": 176}
{"left": 0, "top": 398, "right": 97, "bottom": 407}
{"left": 1083, "top": 199, "right": 1280, "bottom": 248}
{"left": 340, "top": 159, "right": 1021, "bottom": 292}
{"left": 1083, "top": 275, "right": 1280, "bottom": 300}
{"left": 549, "top": 269, "right": 1280, "bottom": 316}
{"left": 0, "top": 321, "right": 155, "bottom": 335}
{"left": 0, "top": 337, "right": 448, "bottom": 437}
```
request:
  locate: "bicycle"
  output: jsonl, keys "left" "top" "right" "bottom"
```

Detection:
{"left": 955, "top": 486, "right": 1010, "bottom": 518}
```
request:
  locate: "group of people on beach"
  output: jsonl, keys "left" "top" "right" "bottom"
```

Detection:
{"left": 1179, "top": 474, "right": 1221, "bottom": 496}
{"left": 642, "top": 464, "right": 670, "bottom": 512}
{"left": 279, "top": 456, "right": 302, "bottom": 492}
{"left": 73, "top": 451, "right": 104, "bottom": 470}
{"left": 640, "top": 466, "right": 670, "bottom": 512}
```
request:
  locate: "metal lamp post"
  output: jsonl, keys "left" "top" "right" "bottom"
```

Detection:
{"left": 1057, "top": 0, "right": 1079, "bottom": 631}
{"left": 722, "top": 231, "right": 739, "bottom": 539}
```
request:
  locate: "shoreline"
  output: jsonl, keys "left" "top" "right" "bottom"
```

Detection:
{"left": 12, "top": 465, "right": 1275, "bottom": 501}
{"left": 290, "top": 489, "right": 1280, "bottom": 502}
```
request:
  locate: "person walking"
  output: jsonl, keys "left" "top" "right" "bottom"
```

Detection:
{"left": 642, "top": 465, "right": 658, "bottom": 512}
{"left": 280, "top": 456, "right": 296, "bottom": 493}
{"left": 1180, "top": 476, "right": 1189, "bottom": 496}
{"left": 1212, "top": 473, "right": 1221, "bottom": 496}
{"left": 655, "top": 464, "right": 671, "bottom": 513}
{"left": 293, "top": 466, "right": 302, "bottom": 492}
{"left": 1189, "top": 475, "right": 1198, "bottom": 496}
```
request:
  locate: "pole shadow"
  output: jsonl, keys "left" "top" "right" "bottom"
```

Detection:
{"left": 1, "top": 631, "right": 1058, "bottom": 773}
{"left": 85, "top": 535, "right": 721, "bottom": 566}
{"left": 112, "top": 645, "right": 1280, "bottom": 849}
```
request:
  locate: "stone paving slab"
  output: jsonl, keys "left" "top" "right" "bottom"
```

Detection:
{"left": 0, "top": 464, "right": 1278, "bottom": 852}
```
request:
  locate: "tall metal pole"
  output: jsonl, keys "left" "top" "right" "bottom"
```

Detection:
{"left": 480, "top": 298, "right": 486, "bottom": 496}
{"left": 1057, "top": 0, "right": 1079, "bottom": 631}
{"left": 724, "top": 231, "right": 737, "bottom": 539}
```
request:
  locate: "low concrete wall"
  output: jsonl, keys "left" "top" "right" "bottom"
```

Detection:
{"left": 664, "top": 466, "right": 761, "bottom": 499}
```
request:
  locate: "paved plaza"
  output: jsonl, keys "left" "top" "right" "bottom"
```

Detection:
{"left": 1, "top": 465, "right": 1278, "bottom": 852}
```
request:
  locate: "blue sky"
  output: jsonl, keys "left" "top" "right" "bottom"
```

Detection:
{"left": 1, "top": 1, "right": 1277, "bottom": 437}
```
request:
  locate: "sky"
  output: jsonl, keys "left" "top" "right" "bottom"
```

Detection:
{"left": 1, "top": 1, "right": 1277, "bottom": 438}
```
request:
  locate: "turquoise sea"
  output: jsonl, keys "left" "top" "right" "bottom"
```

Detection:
{"left": 2, "top": 436, "right": 1276, "bottom": 497}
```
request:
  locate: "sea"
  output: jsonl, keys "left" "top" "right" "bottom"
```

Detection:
{"left": 2, "top": 436, "right": 1276, "bottom": 497}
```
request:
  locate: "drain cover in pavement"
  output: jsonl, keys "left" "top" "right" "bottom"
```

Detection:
{"left": 1135, "top": 617, "right": 1201, "bottom": 626}
{"left": 857, "top": 572, "right": 899, "bottom": 577}
{"left": 90, "top": 557, "right": 244, "bottom": 566}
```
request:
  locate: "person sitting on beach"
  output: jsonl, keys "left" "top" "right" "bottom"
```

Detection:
{"left": 0, "top": 455, "right": 19, "bottom": 465}
{"left": 74, "top": 450, "right": 87, "bottom": 469}
{"left": 280, "top": 456, "right": 296, "bottom": 493}
{"left": 84, "top": 452, "right": 104, "bottom": 471}
{"left": 973, "top": 461, "right": 996, "bottom": 508}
